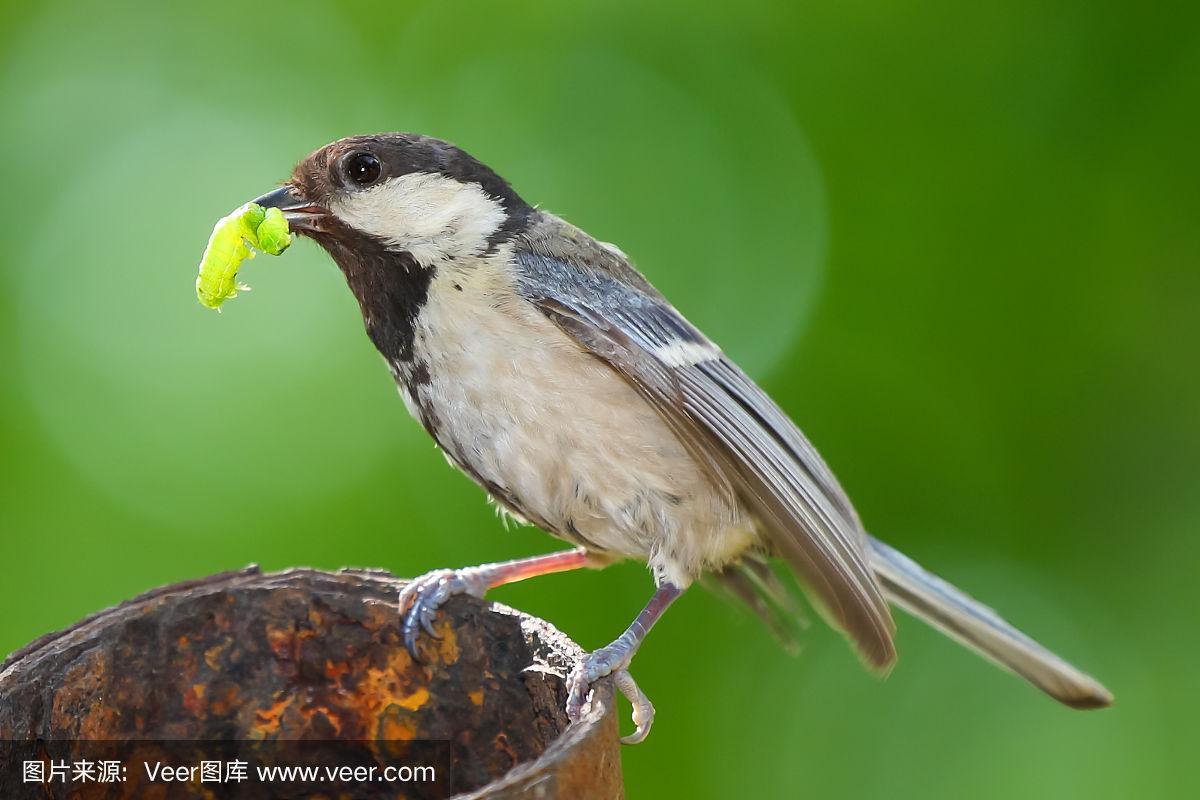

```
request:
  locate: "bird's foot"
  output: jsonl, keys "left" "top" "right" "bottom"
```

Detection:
{"left": 396, "top": 550, "right": 593, "bottom": 659}
{"left": 565, "top": 636, "right": 655, "bottom": 744}
{"left": 398, "top": 567, "right": 489, "bottom": 658}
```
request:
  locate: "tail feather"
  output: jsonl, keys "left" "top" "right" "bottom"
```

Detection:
{"left": 707, "top": 555, "right": 808, "bottom": 655}
{"left": 866, "top": 536, "right": 1113, "bottom": 709}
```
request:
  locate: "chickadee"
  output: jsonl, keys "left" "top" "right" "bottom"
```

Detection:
{"left": 251, "top": 133, "right": 1111, "bottom": 743}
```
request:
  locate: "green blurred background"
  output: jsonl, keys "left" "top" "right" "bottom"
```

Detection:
{"left": 2, "top": 0, "right": 1196, "bottom": 796}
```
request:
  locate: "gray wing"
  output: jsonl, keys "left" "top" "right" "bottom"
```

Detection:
{"left": 513, "top": 227, "right": 896, "bottom": 669}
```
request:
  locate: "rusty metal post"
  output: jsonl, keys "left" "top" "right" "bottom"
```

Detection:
{"left": 0, "top": 567, "right": 623, "bottom": 799}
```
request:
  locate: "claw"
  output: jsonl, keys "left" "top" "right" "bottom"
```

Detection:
{"left": 565, "top": 670, "right": 591, "bottom": 721}
{"left": 420, "top": 610, "right": 441, "bottom": 639}
{"left": 398, "top": 568, "right": 487, "bottom": 660}
{"left": 403, "top": 627, "right": 420, "bottom": 657}
{"left": 614, "top": 669, "right": 655, "bottom": 744}
{"left": 564, "top": 640, "right": 656, "bottom": 744}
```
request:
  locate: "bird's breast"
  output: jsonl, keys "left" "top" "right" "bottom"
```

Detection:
{"left": 390, "top": 257, "right": 755, "bottom": 585}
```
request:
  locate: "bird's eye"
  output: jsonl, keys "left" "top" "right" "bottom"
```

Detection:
{"left": 344, "top": 152, "right": 382, "bottom": 187}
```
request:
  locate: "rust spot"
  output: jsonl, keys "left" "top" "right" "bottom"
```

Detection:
{"left": 435, "top": 622, "right": 460, "bottom": 664}
{"left": 182, "top": 683, "right": 207, "bottom": 717}
{"left": 266, "top": 623, "right": 317, "bottom": 663}
{"left": 251, "top": 694, "right": 294, "bottom": 738}
{"left": 398, "top": 687, "right": 430, "bottom": 712}
{"left": 358, "top": 649, "right": 427, "bottom": 720}
{"left": 266, "top": 625, "right": 293, "bottom": 660}
{"left": 377, "top": 708, "right": 419, "bottom": 742}
{"left": 203, "top": 639, "right": 230, "bottom": 670}
{"left": 469, "top": 689, "right": 485, "bottom": 706}
{"left": 325, "top": 659, "right": 351, "bottom": 682}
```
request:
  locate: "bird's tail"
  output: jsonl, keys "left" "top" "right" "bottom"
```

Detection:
{"left": 866, "top": 535, "right": 1112, "bottom": 709}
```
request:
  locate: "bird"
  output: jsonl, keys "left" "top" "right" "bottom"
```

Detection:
{"left": 249, "top": 132, "right": 1112, "bottom": 743}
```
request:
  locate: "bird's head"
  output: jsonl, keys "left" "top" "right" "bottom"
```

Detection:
{"left": 253, "top": 133, "right": 533, "bottom": 269}
{"left": 252, "top": 133, "right": 533, "bottom": 362}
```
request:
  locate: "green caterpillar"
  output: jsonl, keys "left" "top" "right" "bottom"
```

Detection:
{"left": 196, "top": 202, "right": 292, "bottom": 310}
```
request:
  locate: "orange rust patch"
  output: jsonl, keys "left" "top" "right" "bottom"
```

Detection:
{"left": 378, "top": 712, "right": 418, "bottom": 742}
{"left": 266, "top": 623, "right": 316, "bottom": 662}
{"left": 265, "top": 626, "right": 293, "bottom": 660}
{"left": 203, "top": 639, "right": 230, "bottom": 670}
{"left": 359, "top": 650, "right": 426, "bottom": 711}
{"left": 307, "top": 605, "right": 325, "bottom": 627}
{"left": 52, "top": 651, "right": 122, "bottom": 737}
{"left": 325, "top": 659, "right": 351, "bottom": 682}
{"left": 434, "top": 622, "right": 460, "bottom": 664}
{"left": 251, "top": 694, "right": 295, "bottom": 738}
{"left": 469, "top": 689, "right": 484, "bottom": 706}
{"left": 397, "top": 687, "right": 430, "bottom": 712}
{"left": 182, "top": 683, "right": 207, "bottom": 717}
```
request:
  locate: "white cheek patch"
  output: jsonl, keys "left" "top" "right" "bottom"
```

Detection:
{"left": 330, "top": 172, "right": 509, "bottom": 266}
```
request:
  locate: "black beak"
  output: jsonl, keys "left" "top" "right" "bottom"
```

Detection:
{"left": 251, "top": 186, "right": 325, "bottom": 232}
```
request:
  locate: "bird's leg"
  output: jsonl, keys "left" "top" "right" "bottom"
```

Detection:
{"left": 399, "top": 548, "right": 592, "bottom": 656}
{"left": 566, "top": 582, "right": 682, "bottom": 744}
